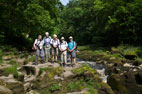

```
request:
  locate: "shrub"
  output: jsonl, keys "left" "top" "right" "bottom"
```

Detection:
{"left": 49, "top": 84, "right": 61, "bottom": 92}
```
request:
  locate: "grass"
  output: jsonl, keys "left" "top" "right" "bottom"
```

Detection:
{"left": 26, "top": 55, "right": 35, "bottom": 62}
{"left": 8, "top": 60, "right": 18, "bottom": 65}
{"left": 3, "top": 64, "right": 18, "bottom": 76}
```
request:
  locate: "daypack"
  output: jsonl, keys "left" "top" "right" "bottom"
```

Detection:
{"left": 44, "top": 36, "right": 51, "bottom": 45}
{"left": 73, "top": 41, "right": 77, "bottom": 50}
{"left": 33, "top": 39, "right": 41, "bottom": 50}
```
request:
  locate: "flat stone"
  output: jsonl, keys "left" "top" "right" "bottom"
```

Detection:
{"left": 62, "top": 71, "right": 74, "bottom": 78}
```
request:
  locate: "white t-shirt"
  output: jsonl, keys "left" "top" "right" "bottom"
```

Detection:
{"left": 34, "top": 39, "right": 44, "bottom": 49}
{"left": 50, "top": 39, "right": 60, "bottom": 47}
{"left": 59, "top": 41, "right": 68, "bottom": 50}
{"left": 34, "top": 39, "right": 41, "bottom": 46}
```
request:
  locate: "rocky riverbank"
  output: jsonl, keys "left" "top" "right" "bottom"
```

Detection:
{"left": 0, "top": 46, "right": 114, "bottom": 94}
{"left": 77, "top": 45, "right": 142, "bottom": 94}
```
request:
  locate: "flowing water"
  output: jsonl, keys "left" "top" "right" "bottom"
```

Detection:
{"left": 76, "top": 58, "right": 108, "bottom": 83}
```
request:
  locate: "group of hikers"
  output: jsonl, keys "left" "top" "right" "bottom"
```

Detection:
{"left": 32, "top": 32, "right": 77, "bottom": 67}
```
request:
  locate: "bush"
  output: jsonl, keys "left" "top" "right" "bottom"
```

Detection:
{"left": 136, "top": 49, "right": 142, "bottom": 57}
{"left": 49, "top": 84, "right": 61, "bottom": 92}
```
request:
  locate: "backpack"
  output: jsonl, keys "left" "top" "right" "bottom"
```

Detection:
{"left": 73, "top": 41, "right": 77, "bottom": 50}
{"left": 44, "top": 36, "right": 51, "bottom": 45}
{"left": 32, "top": 39, "right": 41, "bottom": 50}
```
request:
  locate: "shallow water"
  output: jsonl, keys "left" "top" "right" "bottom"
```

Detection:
{"left": 77, "top": 58, "right": 108, "bottom": 83}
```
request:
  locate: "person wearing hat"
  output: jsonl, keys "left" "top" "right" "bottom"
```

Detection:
{"left": 33, "top": 35, "right": 45, "bottom": 65}
{"left": 50, "top": 34, "right": 60, "bottom": 63}
{"left": 43, "top": 32, "right": 51, "bottom": 63}
{"left": 68, "top": 36, "right": 77, "bottom": 67}
{"left": 59, "top": 37, "right": 68, "bottom": 67}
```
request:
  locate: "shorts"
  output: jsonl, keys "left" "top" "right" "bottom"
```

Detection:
{"left": 51, "top": 47, "right": 58, "bottom": 56}
{"left": 68, "top": 50, "right": 76, "bottom": 58}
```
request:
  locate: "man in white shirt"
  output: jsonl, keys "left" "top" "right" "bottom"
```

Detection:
{"left": 50, "top": 34, "right": 60, "bottom": 63}
{"left": 33, "top": 35, "right": 44, "bottom": 65}
{"left": 59, "top": 37, "right": 68, "bottom": 67}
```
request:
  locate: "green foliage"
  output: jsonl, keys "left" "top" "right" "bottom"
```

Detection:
{"left": 123, "top": 47, "right": 137, "bottom": 56}
{"left": 40, "top": 89, "right": 49, "bottom": 94}
{"left": 39, "top": 67, "right": 51, "bottom": 75}
{"left": 8, "top": 60, "right": 17, "bottom": 65}
{"left": 3, "top": 65, "right": 18, "bottom": 76}
{"left": 136, "top": 49, "right": 142, "bottom": 57}
{"left": 0, "top": 0, "right": 63, "bottom": 50}
{"left": 59, "top": 0, "right": 142, "bottom": 46}
{"left": 26, "top": 56, "right": 35, "bottom": 62}
{"left": 49, "top": 84, "right": 61, "bottom": 92}
{"left": 67, "top": 80, "right": 84, "bottom": 92}
{"left": 0, "top": 50, "right": 3, "bottom": 64}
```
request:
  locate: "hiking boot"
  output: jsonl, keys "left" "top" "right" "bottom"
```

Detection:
{"left": 33, "top": 62, "right": 37, "bottom": 65}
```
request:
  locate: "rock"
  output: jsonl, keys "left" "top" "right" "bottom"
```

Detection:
{"left": 53, "top": 63, "right": 60, "bottom": 68}
{"left": 24, "top": 75, "right": 36, "bottom": 82}
{"left": 23, "top": 65, "right": 40, "bottom": 76}
{"left": 123, "top": 63, "right": 133, "bottom": 67}
{"left": 108, "top": 72, "right": 142, "bottom": 94}
{"left": 54, "top": 75, "right": 61, "bottom": 80}
{"left": 67, "top": 88, "right": 88, "bottom": 94}
{"left": 39, "top": 71, "right": 46, "bottom": 80}
{"left": 110, "top": 57, "right": 116, "bottom": 60}
{"left": 24, "top": 82, "right": 31, "bottom": 91}
{"left": 26, "top": 90, "right": 40, "bottom": 94}
{"left": 0, "top": 85, "right": 13, "bottom": 94}
{"left": 0, "top": 76, "right": 24, "bottom": 94}
{"left": 62, "top": 70, "right": 74, "bottom": 78}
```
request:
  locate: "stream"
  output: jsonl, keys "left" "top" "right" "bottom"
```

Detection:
{"left": 76, "top": 58, "right": 108, "bottom": 83}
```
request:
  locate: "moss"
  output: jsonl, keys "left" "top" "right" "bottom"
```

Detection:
{"left": 123, "top": 47, "right": 137, "bottom": 56}
{"left": 40, "top": 89, "right": 50, "bottom": 94}
{"left": 40, "top": 67, "right": 51, "bottom": 73}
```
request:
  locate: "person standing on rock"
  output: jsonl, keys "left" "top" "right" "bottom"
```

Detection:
{"left": 68, "top": 36, "right": 77, "bottom": 67}
{"left": 33, "top": 35, "right": 44, "bottom": 65}
{"left": 50, "top": 34, "right": 60, "bottom": 63}
{"left": 59, "top": 37, "right": 68, "bottom": 67}
{"left": 43, "top": 32, "right": 51, "bottom": 63}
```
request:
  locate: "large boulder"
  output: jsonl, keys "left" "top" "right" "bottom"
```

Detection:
{"left": 108, "top": 71, "right": 142, "bottom": 94}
